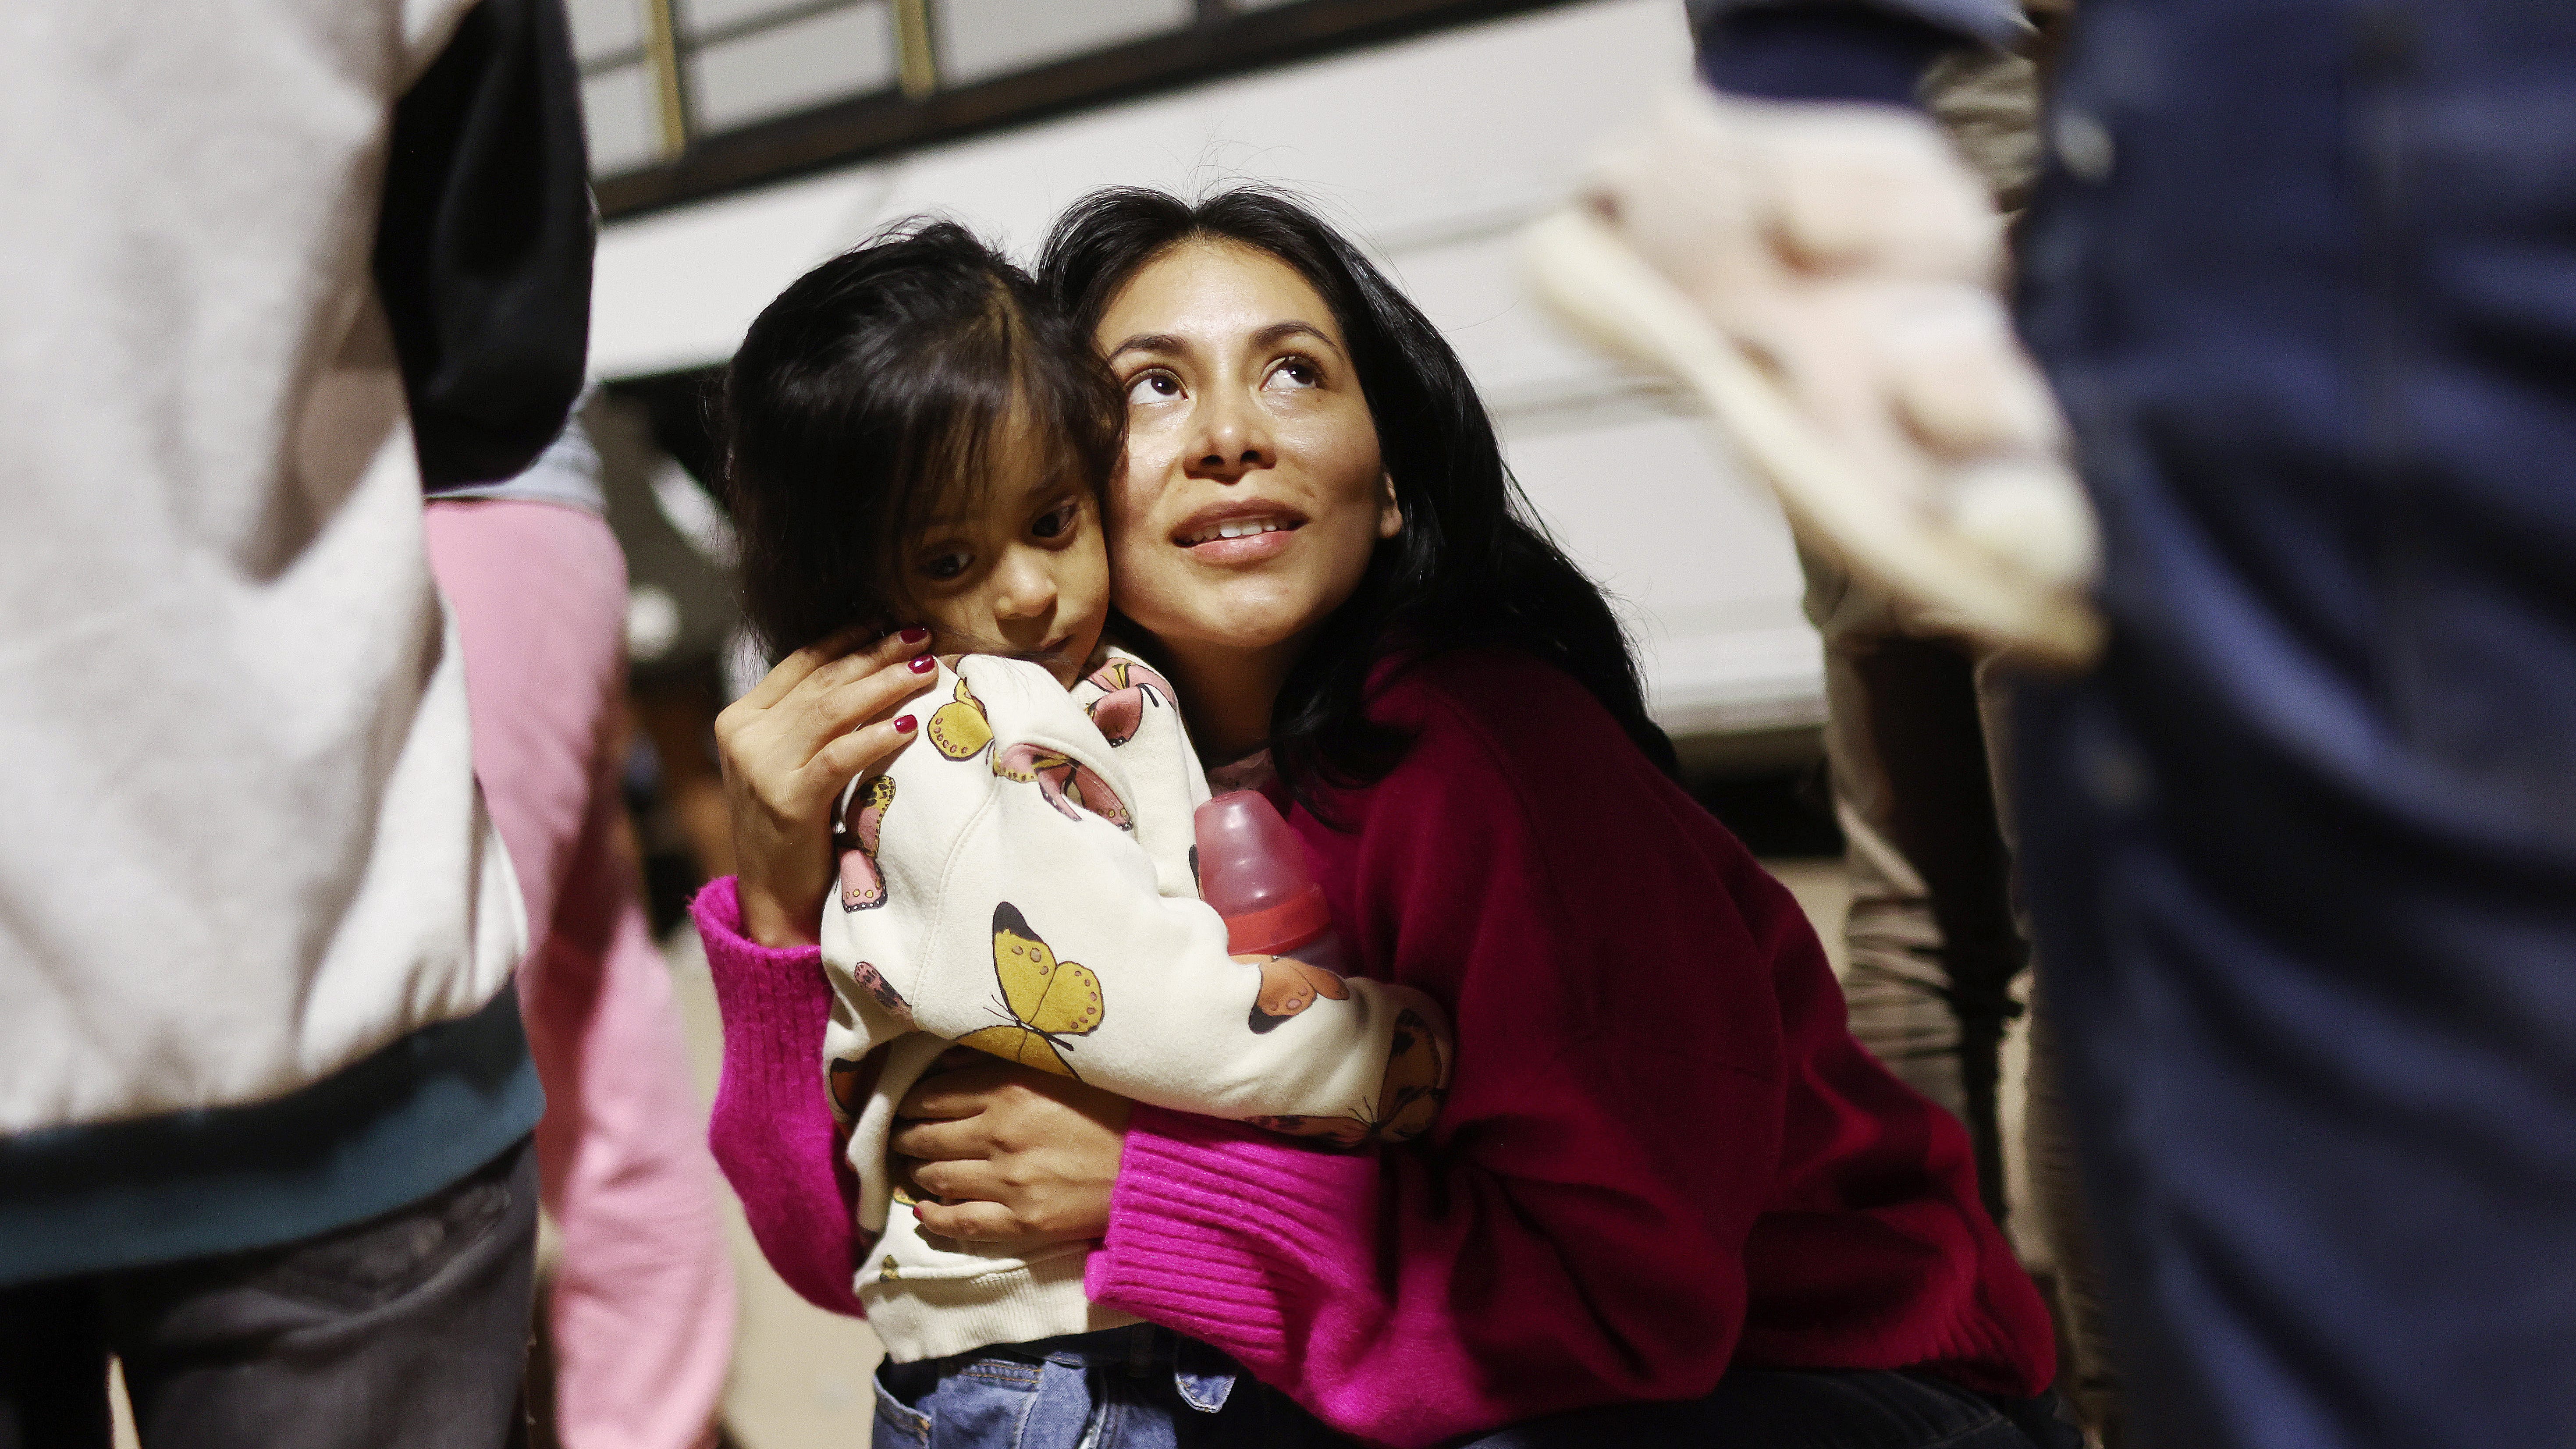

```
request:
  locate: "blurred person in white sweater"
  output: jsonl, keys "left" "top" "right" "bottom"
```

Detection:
{"left": 0, "top": 2, "right": 590, "bottom": 1445}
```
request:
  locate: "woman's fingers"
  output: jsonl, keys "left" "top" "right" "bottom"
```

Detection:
{"left": 784, "top": 654, "right": 937, "bottom": 771}
{"left": 790, "top": 628, "right": 931, "bottom": 710}
{"left": 735, "top": 623, "right": 874, "bottom": 712}
{"left": 895, "top": 1059, "right": 1021, "bottom": 1121}
{"left": 811, "top": 657, "right": 939, "bottom": 746}
{"left": 910, "top": 1156, "right": 1002, "bottom": 1204}
{"left": 885, "top": 1062, "right": 1126, "bottom": 1243}
{"left": 907, "top": 1198, "right": 1027, "bottom": 1243}
{"left": 888, "top": 1111, "right": 993, "bottom": 1162}
{"left": 718, "top": 627, "right": 910, "bottom": 777}
{"left": 808, "top": 713, "right": 921, "bottom": 795}
{"left": 715, "top": 625, "right": 931, "bottom": 948}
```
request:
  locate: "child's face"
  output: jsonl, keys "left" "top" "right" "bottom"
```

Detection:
{"left": 899, "top": 411, "right": 1110, "bottom": 689}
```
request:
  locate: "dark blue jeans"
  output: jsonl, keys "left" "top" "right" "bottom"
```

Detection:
{"left": 873, "top": 1325, "right": 2078, "bottom": 1449}
{"left": 2014, "top": 3, "right": 2576, "bottom": 1447}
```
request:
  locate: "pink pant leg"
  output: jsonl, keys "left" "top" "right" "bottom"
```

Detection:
{"left": 531, "top": 780, "right": 737, "bottom": 1449}
{"left": 425, "top": 499, "right": 736, "bottom": 1449}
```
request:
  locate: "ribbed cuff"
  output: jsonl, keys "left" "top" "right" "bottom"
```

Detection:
{"left": 693, "top": 877, "right": 838, "bottom": 1100}
{"left": 692, "top": 877, "right": 867, "bottom": 1317}
{"left": 691, "top": 876, "right": 822, "bottom": 979}
{"left": 1083, "top": 1106, "right": 1378, "bottom": 1373}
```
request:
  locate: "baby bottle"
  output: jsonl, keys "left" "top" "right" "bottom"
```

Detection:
{"left": 1193, "top": 790, "right": 1350, "bottom": 1027}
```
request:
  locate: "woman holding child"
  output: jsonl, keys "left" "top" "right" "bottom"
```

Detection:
{"left": 695, "top": 187, "right": 2073, "bottom": 1448}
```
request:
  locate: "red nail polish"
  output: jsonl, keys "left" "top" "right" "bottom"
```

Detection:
{"left": 893, "top": 715, "right": 917, "bottom": 734}
{"left": 899, "top": 627, "right": 931, "bottom": 644}
{"left": 909, "top": 655, "right": 936, "bottom": 674}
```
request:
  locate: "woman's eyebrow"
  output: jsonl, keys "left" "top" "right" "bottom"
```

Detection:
{"left": 1107, "top": 331, "right": 1188, "bottom": 362}
{"left": 1254, "top": 320, "right": 1343, "bottom": 360}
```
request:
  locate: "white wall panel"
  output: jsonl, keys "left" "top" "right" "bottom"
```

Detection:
{"left": 689, "top": 2, "right": 896, "bottom": 132}
{"left": 568, "top": 0, "right": 643, "bottom": 62}
{"left": 583, "top": 65, "right": 661, "bottom": 175}
{"left": 682, "top": 0, "right": 829, "bottom": 37}
{"left": 935, "top": 0, "right": 1195, "bottom": 87}
{"left": 593, "top": 0, "right": 1823, "bottom": 735}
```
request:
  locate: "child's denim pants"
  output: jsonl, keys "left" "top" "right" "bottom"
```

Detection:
{"left": 874, "top": 1323, "right": 2082, "bottom": 1449}
{"left": 872, "top": 1325, "right": 1342, "bottom": 1449}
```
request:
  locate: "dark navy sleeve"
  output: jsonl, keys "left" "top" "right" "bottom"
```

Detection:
{"left": 1694, "top": 4, "right": 1964, "bottom": 107}
{"left": 374, "top": 0, "right": 595, "bottom": 492}
{"left": 1687, "top": 0, "right": 2023, "bottom": 46}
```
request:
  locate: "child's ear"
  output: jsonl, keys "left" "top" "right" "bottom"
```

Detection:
{"left": 1376, "top": 470, "right": 1403, "bottom": 539}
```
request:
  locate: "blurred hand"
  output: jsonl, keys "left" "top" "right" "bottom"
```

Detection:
{"left": 1585, "top": 90, "right": 2094, "bottom": 595}
{"left": 890, "top": 1049, "right": 1130, "bottom": 1243}
{"left": 714, "top": 626, "right": 936, "bottom": 948}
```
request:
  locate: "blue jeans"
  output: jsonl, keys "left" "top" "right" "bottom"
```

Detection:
{"left": 872, "top": 1325, "right": 2079, "bottom": 1449}
{"left": 2015, "top": 2, "right": 2576, "bottom": 1446}
{"left": 871, "top": 1328, "right": 1320, "bottom": 1449}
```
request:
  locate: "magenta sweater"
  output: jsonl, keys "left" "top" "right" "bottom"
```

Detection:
{"left": 696, "top": 650, "right": 2055, "bottom": 1446}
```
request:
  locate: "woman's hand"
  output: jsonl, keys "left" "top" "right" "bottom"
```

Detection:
{"left": 890, "top": 1050, "right": 1131, "bottom": 1243}
{"left": 714, "top": 626, "right": 937, "bottom": 948}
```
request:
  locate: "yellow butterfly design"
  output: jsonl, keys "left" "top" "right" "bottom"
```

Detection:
{"left": 927, "top": 677, "right": 994, "bottom": 760}
{"left": 954, "top": 903, "right": 1105, "bottom": 1079}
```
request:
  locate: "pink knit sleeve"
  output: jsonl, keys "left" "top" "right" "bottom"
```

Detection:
{"left": 691, "top": 878, "right": 866, "bottom": 1317}
{"left": 1087, "top": 1110, "right": 1520, "bottom": 1441}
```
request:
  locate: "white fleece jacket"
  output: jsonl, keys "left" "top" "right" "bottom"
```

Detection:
{"left": 818, "top": 650, "right": 1451, "bottom": 1361}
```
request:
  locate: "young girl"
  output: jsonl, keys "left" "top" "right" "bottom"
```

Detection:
{"left": 716, "top": 221, "right": 1451, "bottom": 1418}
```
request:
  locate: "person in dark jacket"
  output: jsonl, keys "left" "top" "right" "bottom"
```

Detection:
{"left": 1576, "top": 4, "right": 2576, "bottom": 1447}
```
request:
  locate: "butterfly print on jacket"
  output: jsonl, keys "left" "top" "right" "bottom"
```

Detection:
{"left": 837, "top": 774, "right": 895, "bottom": 911}
{"left": 1243, "top": 955, "right": 1351, "bottom": 1034}
{"left": 1247, "top": 1007, "right": 1448, "bottom": 1148}
{"left": 1082, "top": 658, "right": 1173, "bottom": 746}
{"left": 953, "top": 902, "right": 1105, "bottom": 1080}
{"left": 928, "top": 675, "right": 1133, "bottom": 829}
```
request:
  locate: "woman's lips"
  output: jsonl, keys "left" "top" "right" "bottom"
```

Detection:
{"left": 1176, "top": 514, "right": 1301, "bottom": 565}
{"left": 1182, "top": 526, "right": 1297, "bottom": 565}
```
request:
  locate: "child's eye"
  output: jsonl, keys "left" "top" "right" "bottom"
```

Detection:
{"left": 1031, "top": 501, "right": 1080, "bottom": 540}
{"left": 1265, "top": 357, "right": 1322, "bottom": 391}
{"left": 920, "top": 550, "right": 971, "bottom": 581}
{"left": 1125, "top": 370, "right": 1182, "bottom": 405}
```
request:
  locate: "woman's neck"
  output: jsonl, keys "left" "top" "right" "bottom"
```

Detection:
{"left": 1162, "top": 636, "right": 1306, "bottom": 764}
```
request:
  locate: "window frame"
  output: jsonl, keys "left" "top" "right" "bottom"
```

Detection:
{"left": 589, "top": 0, "right": 1579, "bottom": 220}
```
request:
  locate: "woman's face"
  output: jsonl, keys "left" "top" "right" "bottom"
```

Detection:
{"left": 1096, "top": 239, "right": 1400, "bottom": 676}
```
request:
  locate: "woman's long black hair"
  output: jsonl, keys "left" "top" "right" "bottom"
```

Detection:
{"left": 1039, "top": 186, "right": 1679, "bottom": 807}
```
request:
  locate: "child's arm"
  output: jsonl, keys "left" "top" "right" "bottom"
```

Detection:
{"left": 822, "top": 656, "right": 1451, "bottom": 1146}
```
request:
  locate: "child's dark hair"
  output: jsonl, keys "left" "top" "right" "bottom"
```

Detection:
{"left": 719, "top": 219, "right": 1120, "bottom": 655}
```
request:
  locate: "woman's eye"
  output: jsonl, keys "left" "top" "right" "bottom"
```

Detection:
{"left": 1031, "top": 502, "right": 1078, "bottom": 540}
{"left": 1265, "top": 358, "right": 1321, "bottom": 391}
{"left": 1125, "top": 371, "right": 1181, "bottom": 405}
{"left": 920, "top": 551, "right": 970, "bottom": 581}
